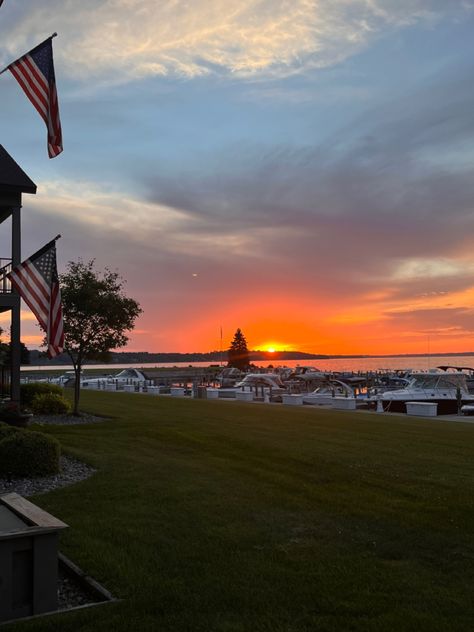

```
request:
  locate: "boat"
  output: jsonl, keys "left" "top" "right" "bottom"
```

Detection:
{"left": 217, "top": 373, "right": 288, "bottom": 399}
{"left": 302, "top": 379, "right": 355, "bottom": 405}
{"left": 437, "top": 365, "right": 474, "bottom": 394}
{"left": 215, "top": 367, "right": 244, "bottom": 387}
{"left": 368, "top": 372, "right": 474, "bottom": 414}
{"left": 81, "top": 368, "right": 147, "bottom": 389}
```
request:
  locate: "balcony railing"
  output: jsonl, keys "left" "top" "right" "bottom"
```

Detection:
{"left": 0, "top": 259, "right": 12, "bottom": 293}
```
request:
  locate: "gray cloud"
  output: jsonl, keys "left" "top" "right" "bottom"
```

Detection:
{"left": 141, "top": 64, "right": 474, "bottom": 301}
{"left": 383, "top": 307, "right": 474, "bottom": 337}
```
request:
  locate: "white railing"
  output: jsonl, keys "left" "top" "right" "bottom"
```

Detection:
{"left": 0, "top": 259, "right": 12, "bottom": 294}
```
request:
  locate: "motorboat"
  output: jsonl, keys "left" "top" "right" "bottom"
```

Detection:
{"left": 81, "top": 368, "right": 147, "bottom": 389}
{"left": 437, "top": 365, "right": 474, "bottom": 394}
{"left": 302, "top": 379, "right": 355, "bottom": 405}
{"left": 215, "top": 367, "right": 244, "bottom": 387}
{"left": 50, "top": 371, "right": 80, "bottom": 386}
{"left": 369, "top": 372, "right": 474, "bottom": 414}
{"left": 217, "top": 373, "right": 288, "bottom": 399}
{"left": 234, "top": 373, "right": 287, "bottom": 393}
{"left": 280, "top": 366, "right": 329, "bottom": 392}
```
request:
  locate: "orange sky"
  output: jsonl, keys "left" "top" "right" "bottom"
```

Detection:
{"left": 1, "top": 2, "right": 474, "bottom": 357}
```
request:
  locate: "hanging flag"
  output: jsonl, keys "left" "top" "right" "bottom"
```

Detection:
{"left": 7, "top": 238, "right": 64, "bottom": 358}
{"left": 5, "top": 35, "right": 63, "bottom": 158}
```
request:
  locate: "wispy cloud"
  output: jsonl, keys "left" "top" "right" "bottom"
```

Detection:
{"left": 2, "top": 1, "right": 471, "bottom": 85}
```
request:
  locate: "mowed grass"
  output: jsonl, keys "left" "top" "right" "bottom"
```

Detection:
{"left": 7, "top": 392, "right": 474, "bottom": 632}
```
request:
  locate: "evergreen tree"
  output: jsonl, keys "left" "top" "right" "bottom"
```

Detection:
{"left": 227, "top": 328, "right": 250, "bottom": 370}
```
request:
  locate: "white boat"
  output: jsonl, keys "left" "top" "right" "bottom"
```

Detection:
{"left": 217, "top": 373, "right": 287, "bottom": 399}
{"left": 302, "top": 380, "right": 355, "bottom": 405}
{"left": 437, "top": 365, "right": 474, "bottom": 394}
{"left": 215, "top": 367, "right": 244, "bottom": 387}
{"left": 369, "top": 372, "right": 474, "bottom": 414}
{"left": 50, "top": 371, "right": 80, "bottom": 386}
{"left": 234, "top": 373, "right": 286, "bottom": 392}
{"left": 81, "top": 368, "right": 147, "bottom": 389}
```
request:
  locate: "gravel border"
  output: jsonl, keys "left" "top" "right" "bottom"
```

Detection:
{"left": 31, "top": 412, "right": 107, "bottom": 425}
{"left": 0, "top": 455, "right": 96, "bottom": 497}
{"left": 58, "top": 565, "right": 104, "bottom": 610}
{"left": 0, "top": 426, "right": 106, "bottom": 615}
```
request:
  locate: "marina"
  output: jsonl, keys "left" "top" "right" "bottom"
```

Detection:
{"left": 20, "top": 360, "right": 474, "bottom": 419}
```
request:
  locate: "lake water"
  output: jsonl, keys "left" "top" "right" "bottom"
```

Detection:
{"left": 22, "top": 355, "right": 474, "bottom": 373}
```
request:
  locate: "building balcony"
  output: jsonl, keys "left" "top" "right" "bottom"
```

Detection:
{"left": 0, "top": 259, "right": 12, "bottom": 294}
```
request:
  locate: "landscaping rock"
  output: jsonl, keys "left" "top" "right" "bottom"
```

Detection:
{"left": 0, "top": 455, "right": 96, "bottom": 497}
{"left": 31, "top": 412, "right": 106, "bottom": 425}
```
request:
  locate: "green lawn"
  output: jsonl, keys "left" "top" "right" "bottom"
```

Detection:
{"left": 7, "top": 392, "right": 474, "bottom": 632}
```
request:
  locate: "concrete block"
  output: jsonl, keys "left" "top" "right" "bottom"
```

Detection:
{"left": 406, "top": 401, "right": 438, "bottom": 417}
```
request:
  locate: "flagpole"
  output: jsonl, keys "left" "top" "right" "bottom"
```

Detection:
{"left": 0, "top": 33, "right": 58, "bottom": 75}
{"left": 19, "top": 235, "right": 62, "bottom": 263}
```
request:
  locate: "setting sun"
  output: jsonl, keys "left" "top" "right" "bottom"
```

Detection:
{"left": 260, "top": 342, "right": 287, "bottom": 353}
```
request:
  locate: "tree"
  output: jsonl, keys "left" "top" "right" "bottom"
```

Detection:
{"left": 0, "top": 327, "right": 30, "bottom": 366}
{"left": 60, "top": 260, "right": 142, "bottom": 414}
{"left": 227, "top": 328, "right": 250, "bottom": 370}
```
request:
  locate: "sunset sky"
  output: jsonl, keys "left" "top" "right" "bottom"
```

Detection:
{"left": 1, "top": 1, "right": 474, "bottom": 356}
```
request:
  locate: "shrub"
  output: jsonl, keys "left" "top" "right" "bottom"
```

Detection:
{"left": 31, "top": 393, "right": 71, "bottom": 415}
{"left": 0, "top": 402, "right": 32, "bottom": 427}
{"left": 20, "top": 382, "right": 63, "bottom": 406}
{"left": 0, "top": 430, "right": 60, "bottom": 477}
{"left": 0, "top": 421, "right": 21, "bottom": 440}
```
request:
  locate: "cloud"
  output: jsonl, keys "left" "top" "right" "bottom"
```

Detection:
{"left": 2, "top": 1, "right": 471, "bottom": 85}
{"left": 15, "top": 54, "right": 474, "bottom": 315}
{"left": 383, "top": 306, "right": 474, "bottom": 338}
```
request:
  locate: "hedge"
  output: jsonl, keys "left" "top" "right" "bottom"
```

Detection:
{"left": 0, "top": 430, "right": 61, "bottom": 477}
{"left": 20, "top": 382, "right": 63, "bottom": 406}
{"left": 0, "top": 421, "right": 21, "bottom": 441}
{"left": 31, "top": 393, "right": 71, "bottom": 415}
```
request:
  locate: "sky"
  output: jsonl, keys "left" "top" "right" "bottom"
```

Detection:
{"left": 1, "top": 0, "right": 474, "bottom": 356}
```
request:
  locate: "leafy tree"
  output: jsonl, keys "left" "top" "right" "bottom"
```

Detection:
{"left": 227, "top": 328, "right": 250, "bottom": 370}
{"left": 0, "top": 327, "right": 30, "bottom": 366}
{"left": 60, "top": 260, "right": 142, "bottom": 414}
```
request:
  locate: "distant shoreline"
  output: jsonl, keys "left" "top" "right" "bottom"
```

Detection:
{"left": 27, "top": 349, "right": 474, "bottom": 366}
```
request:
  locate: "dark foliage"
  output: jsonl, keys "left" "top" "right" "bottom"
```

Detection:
{"left": 20, "top": 382, "right": 63, "bottom": 406}
{"left": 31, "top": 392, "right": 71, "bottom": 415}
{"left": 0, "top": 430, "right": 60, "bottom": 477}
{"left": 0, "top": 421, "right": 21, "bottom": 441}
{"left": 60, "top": 260, "right": 142, "bottom": 414}
{"left": 227, "top": 328, "right": 250, "bottom": 370}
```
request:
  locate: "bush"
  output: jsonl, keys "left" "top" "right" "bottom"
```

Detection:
{"left": 0, "top": 402, "right": 32, "bottom": 427}
{"left": 31, "top": 393, "right": 71, "bottom": 415}
{"left": 0, "top": 421, "right": 21, "bottom": 440}
{"left": 0, "top": 430, "right": 60, "bottom": 477}
{"left": 20, "top": 382, "right": 63, "bottom": 406}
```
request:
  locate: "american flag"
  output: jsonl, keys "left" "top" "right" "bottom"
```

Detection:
{"left": 7, "top": 239, "right": 64, "bottom": 358}
{"left": 7, "top": 37, "right": 63, "bottom": 158}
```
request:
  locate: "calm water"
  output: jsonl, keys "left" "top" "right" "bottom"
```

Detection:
{"left": 22, "top": 355, "right": 474, "bottom": 373}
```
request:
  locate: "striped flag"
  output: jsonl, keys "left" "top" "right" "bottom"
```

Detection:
{"left": 7, "top": 239, "right": 64, "bottom": 358}
{"left": 6, "top": 36, "right": 62, "bottom": 158}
